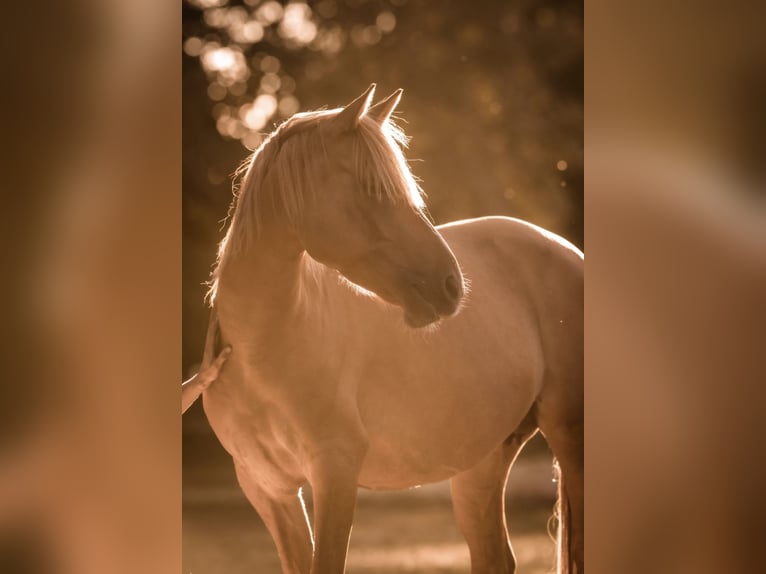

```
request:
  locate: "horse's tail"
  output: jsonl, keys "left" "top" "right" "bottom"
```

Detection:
{"left": 554, "top": 458, "right": 573, "bottom": 574}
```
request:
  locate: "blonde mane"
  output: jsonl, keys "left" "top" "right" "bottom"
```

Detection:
{"left": 207, "top": 109, "right": 425, "bottom": 303}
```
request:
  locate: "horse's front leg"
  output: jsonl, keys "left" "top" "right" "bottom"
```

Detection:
{"left": 234, "top": 463, "right": 314, "bottom": 574}
{"left": 306, "top": 443, "right": 367, "bottom": 574}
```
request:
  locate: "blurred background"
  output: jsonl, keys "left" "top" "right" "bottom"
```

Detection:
{"left": 2, "top": 1, "right": 763, "bottom": 573}
{"left": 182, "top": 0, "right": 582, "bottom": 572}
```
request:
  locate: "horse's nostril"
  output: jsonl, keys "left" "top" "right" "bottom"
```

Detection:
{"left": 444, "top": 274, "right": 461, "bottom": 302}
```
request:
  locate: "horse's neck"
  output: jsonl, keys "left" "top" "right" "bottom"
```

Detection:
{"left": 217, "top": 231, "right": 340, "bottom": 359}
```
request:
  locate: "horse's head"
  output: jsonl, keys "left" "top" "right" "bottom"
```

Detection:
{"left": 297, "top": 85, "right": 465, "bottom": 328}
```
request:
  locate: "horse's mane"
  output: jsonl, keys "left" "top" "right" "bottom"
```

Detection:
{"left": 206, "top": 109, "right": 425, "bottom": 304}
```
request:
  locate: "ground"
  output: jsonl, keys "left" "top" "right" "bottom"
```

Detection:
{"left": 183, "top": 426, "right": 557, "bottom": 574}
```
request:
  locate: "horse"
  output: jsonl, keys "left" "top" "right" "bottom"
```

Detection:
{"left": 203, "top": 84, "right": 583, "bottom": 574}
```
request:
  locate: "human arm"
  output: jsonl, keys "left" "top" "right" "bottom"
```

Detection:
{"left": 182, "top": 310, "right": 231, "bottom": 413}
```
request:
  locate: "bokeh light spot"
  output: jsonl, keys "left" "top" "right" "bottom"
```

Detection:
{"left": 183, "top": 37, "right": 203, "bottom": 57}
{"left": 201, "top": 44, "right": 249, "bottom": 84}
{"left": 229, "top": 82, "right": 247, "bottom": 96}
{"left": 361, "top": 26, "right": 382, "bottom": 45}
{"left": 254, "top": 93, "right": 278, "bottom": 116}
{"left": 211, "top": 103, "right": 230, "bottom": 118}
{"left": 280, "top": 75, "right": 296, "bottom": 94}
{"left": 255, "top": 1, "right": 284, "bottom": 25}
{"left": 242, "top": 131, "right": 263, "bottom": 150}
{"left": 536, "top": 8, "right": 557, "bottom": 29}
{"left": 278, "top": 95, "right": 300, "bottom": 117}
{"left": 232, "top": 19, "right": 265, "bottom": 44}
{"left": 279, "top": 3, "right": 318, "bottom": 46}
{"left": 203, "top": 8, "right": 228, "bottom": 28}
{"left": 241, "top": 94, "right": 278, "bottom": 130}
{"left": 260, "top": 55, "right": 281, "bottom": 73}
{"left": 376, "top": 11, "right": 396, "bottom": 33}
{"left": 315, "top": 0, "right": 338, "bottom": 19}
{"left": 207, "top": 82, "right": 227, "bottom": 101}
{"left": 313, "top": 26, "right": 345, "bottom": 54}
{"left": 260, "top": 73, "right": 282, "bottom": 94}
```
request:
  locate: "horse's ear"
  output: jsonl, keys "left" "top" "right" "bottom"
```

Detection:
{"left": 367, "top": 89, "right": 403, "bottom": 125}
{"left": 334, "top": 84, "right": 376, "bottom": 130}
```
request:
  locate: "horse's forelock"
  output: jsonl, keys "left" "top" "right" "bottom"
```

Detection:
{"left": 355, "top": 116, "right": 424, "bottom": 209}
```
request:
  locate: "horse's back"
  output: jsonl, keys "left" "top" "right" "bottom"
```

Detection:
{"left": 438, "top": 215, "right": 582, "bottom": 323}
{"left": 438, "top": 215, "right": 582, "bottom": 267}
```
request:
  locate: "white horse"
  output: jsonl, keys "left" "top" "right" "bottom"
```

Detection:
{"left": 204, "top": 85, "right": 583, "bottom": 574}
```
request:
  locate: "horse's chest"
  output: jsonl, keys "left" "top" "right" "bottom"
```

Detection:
{"left": 204, "top": 387, "right": 307, "bottom": 490}
{"left": 239, "top": 418, "right": 305, "bottom": 490}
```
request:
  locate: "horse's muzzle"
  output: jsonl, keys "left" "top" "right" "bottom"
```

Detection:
{"left": 403, "top": 273, "right": 464, "bottom": 328}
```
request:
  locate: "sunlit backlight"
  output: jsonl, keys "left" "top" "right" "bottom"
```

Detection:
{"left": 187, "top": 0, "right": 228, "bottom": 8}
{"left": 347, "top": 542, "right": 469, "bottom": 571}
{"left": 346, "top": 533, "right": 553, "bottom": 571}
{"left": 279, "top": 3, "right": 318, "bottom": 46}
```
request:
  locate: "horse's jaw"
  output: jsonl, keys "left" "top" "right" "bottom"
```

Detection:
{"left": 404, "top": 312, "right": 441, "bottom": 329}
{"left": 403, "top": 301, "right": 441, "bottom": 328}
{"left": 401, "top": 280, "right": 461, "bottom": 328}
